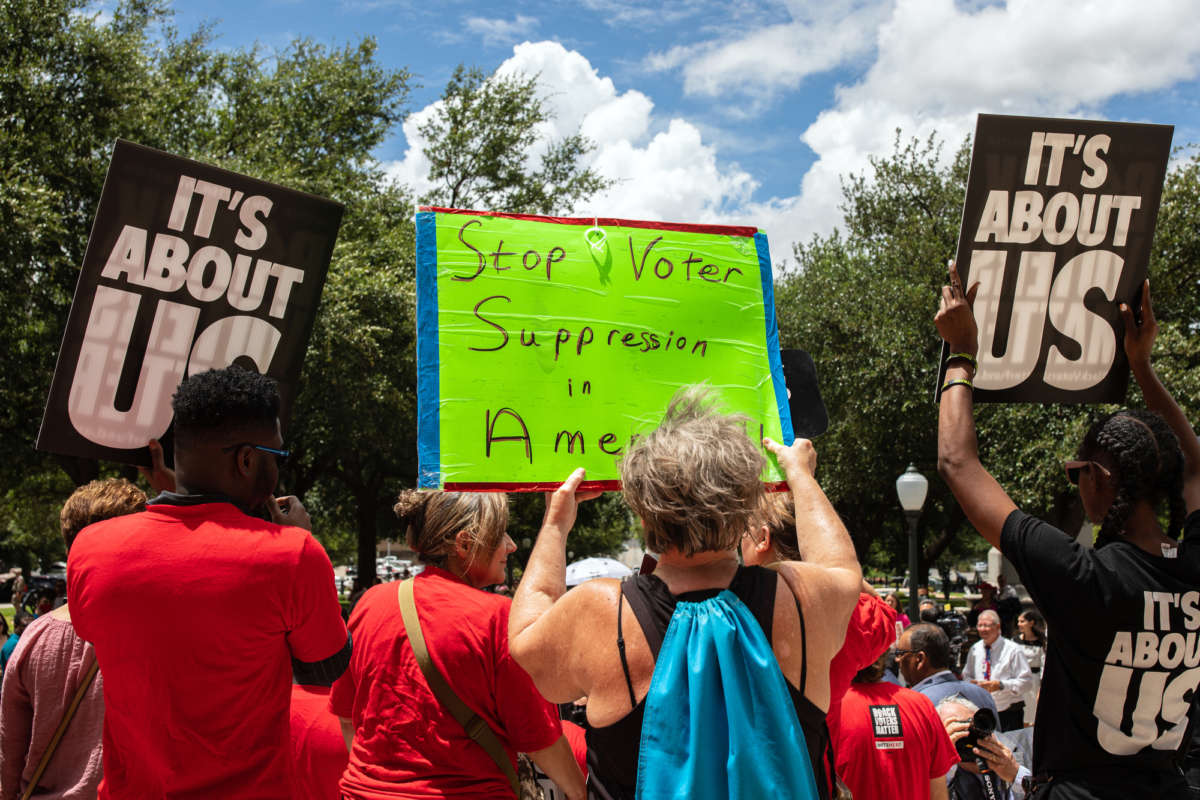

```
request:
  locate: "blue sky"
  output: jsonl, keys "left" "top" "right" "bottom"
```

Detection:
{"left": 167, "top": 0, "right": 1200, "bottom": 252}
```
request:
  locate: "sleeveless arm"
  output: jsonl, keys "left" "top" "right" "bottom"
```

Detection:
{"left": 765, "top": 438, "right": 862, "bottom": 679}
{"left": 510, "top": 470, "right": 606, "bottom": 703}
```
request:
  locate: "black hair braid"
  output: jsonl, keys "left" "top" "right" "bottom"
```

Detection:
{"left": 1082, "top": 410, "right": 1185, "bottom": 542}
{"left": 1140, "top": 412, "right": 1186, "bottom": 539}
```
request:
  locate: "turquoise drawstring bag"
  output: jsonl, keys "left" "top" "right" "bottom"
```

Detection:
{"left": 635, "top": 589, "right": 821, "bottom": 800}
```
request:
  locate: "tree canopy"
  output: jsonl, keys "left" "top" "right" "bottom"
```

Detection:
{"left": 777, "top": 134, "right": 1200, "bottom": 579}
{"left": 0, "top": 1, "right": 629, "bottom": 577}
{"left": 419, "top": 65, "right": 610, "bottom": 214}
{"left": 1, "top": 2, "right": 1194, "bottom": 582}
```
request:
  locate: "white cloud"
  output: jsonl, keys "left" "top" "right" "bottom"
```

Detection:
{"left": 385, "top": 41, "right": 756, "bottom": 226}
{"left": 576, "top": 0, "right": 750, "bottom": 29}
{"left": 853, "top": 0, "right": 1200, "bottom": 114}
{"left": 388, "top": 2, "right": 1200, "bottom": 258}
{"left": 463, "top": 15, "right": 539, "bottom": 47}
{"left": 654, "top": 3, "right": 890, "bottom": 98}
{"left": 771, "top": 0, "right": 1200, "bottom": 245}
{"left": 699, "top": 0, "right": 1200, "bottom": 251}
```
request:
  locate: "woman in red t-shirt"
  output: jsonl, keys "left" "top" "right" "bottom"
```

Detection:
{"left": 329, "top": 491, "right": 585, "bottom": 800}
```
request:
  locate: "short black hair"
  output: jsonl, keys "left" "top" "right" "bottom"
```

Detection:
{"left": 172, "top": 367, "right": 279, "bottom": 442}
{"left": 908, "top": 623, "right": 951, "bottom": 670}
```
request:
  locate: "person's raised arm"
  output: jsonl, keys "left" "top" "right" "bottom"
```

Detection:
{"left": 935, "top": 260, "right": 1017, "bottom": 549}
{"left": 508, "top": 468, "right": 601, "bottom": 700}
{"left": 1121, "top": 280, "right": 1200, "bottom": 513}
{"left": 763, "top": 436, "right": 862, "bottom": 636}
{"left": 763, "top": 437, "right": 858, "bottom": 578}
{"left": 138, "top": 438, "right": 176, "bottom": 494}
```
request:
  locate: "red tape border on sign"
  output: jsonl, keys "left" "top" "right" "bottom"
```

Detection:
{"left": 419, "top": 206, "right": 760, "bottom": 238}
{"left": 443, "top": 480, "right": 791, "bottom": 493}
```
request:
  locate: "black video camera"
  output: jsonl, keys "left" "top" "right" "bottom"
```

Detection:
{"left": 954, "top": 707, "right": 997, "bottom": 762}
{"left": 937, "top": 609, "right": 971, "bottom": 674}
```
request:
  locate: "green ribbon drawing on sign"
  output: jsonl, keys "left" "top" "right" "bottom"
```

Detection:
{"left": 415, "top": 209, "right": 792, "bottom": 490}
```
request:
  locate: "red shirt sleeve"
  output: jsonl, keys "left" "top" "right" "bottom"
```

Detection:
{"left": 491, "top": 604, "right": 562, "bottom": 754}
{"left": 285, "top": 533, "right": 349, "bottom": 662}
{"left": 328, "top": 593, "right": 370, "bottom": 720}
{"left": 828, "top": 594, "right": 898, "bottom": 702}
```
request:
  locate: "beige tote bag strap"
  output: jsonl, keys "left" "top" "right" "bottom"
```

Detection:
{"left": 398, "top": 578, "right": 520, "bottom": 797}
{"left": 20, "top": 656, "right": 99, "bottom": 800}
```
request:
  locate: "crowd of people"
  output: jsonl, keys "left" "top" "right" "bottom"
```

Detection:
{"left": 0, "top": 269, "right": 1196, "bottom": 800}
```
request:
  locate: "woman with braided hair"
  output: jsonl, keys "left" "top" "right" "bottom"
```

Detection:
{"left": 935, "top": 268, "right": 1200, "bottom": 800}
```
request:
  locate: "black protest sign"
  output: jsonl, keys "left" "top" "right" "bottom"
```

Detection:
{"left": 939, "top": 114, "right": 1173, "bottom": 403}
{"left": 37, "top": 140, "right": 343, "bottom": 466}
{"left": 780, "top": 349, "right": 828, "bottom": 439}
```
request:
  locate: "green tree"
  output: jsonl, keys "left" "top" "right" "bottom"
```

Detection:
{"left": 0, "top": 0, "right": 173, "bottom": 569}
{"left": 777, "top": 133, "right": 1199, "bottom": 581}
{"left": 419, "top": 65, "right": 609, "bottom": 214}
{"left": 0, "top": 6, "right": 630, "bottom": 582}
{"left": 0, "top": 0, "right": 415, "bottom": 574}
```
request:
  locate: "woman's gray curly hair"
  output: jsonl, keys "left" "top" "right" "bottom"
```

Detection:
{"left": 620, "top": 386, "right": 766, "bottom": 557}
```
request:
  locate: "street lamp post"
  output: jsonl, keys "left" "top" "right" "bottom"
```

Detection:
{"left": 895, "top": 464, "right": 929, "bottom": 623}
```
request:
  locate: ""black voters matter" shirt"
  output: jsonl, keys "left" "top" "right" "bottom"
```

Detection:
{"left": 1001, "top": 509, "right": 1200, "bottom": 781}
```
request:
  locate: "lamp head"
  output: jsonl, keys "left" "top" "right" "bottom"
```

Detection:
{"left": 896, "top": 463, "right": 928, "bottom": 512}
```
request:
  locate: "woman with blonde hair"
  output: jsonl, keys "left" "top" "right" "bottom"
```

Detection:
{"left": 330, "top": 490, "right": 585, "bottom": 799}
{"left": 509, "top": 388, "right": 863, "bottom": 799}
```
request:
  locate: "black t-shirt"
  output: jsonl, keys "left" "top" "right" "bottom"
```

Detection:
{"left": 1001, "top": 509, "right": 1200, "bottom": 779}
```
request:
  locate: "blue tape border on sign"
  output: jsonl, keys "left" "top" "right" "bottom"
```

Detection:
{"left": 756, "top": 232, "right": 794, "bottom": 445}
{"left": 415, "top": 211, "right": 441, "bottom": 487}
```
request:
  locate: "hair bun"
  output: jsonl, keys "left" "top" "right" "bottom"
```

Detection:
{"left": 393, "top": 489, "right": 433, "bottom": 523}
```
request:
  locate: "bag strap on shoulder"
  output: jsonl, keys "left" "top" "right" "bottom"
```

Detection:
{"left": 398, "top": 578, "right": 520, "bottom": 797}
{"left": 20, "top": 656, "right": 99, "bottom": 800}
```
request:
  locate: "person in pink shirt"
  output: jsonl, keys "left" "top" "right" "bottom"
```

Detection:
{"left": 0, "top": 478, "right": 146, "bottom": 800}
{"left": 883, "top": 591, "right": 911, "bottom": 629}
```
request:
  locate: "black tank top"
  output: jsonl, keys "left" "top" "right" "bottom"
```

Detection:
{"left": 585, "top": 566, "right": 831, "bottom": 800}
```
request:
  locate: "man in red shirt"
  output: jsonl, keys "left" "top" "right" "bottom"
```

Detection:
{"left": 291, "top": 682, "right": 350, "bottom": 799}
{"left": 833, "top": 652, "right": 958, "bottom": 800}
{"left": 68, "top": 367, "right": 351, "bottom": 799}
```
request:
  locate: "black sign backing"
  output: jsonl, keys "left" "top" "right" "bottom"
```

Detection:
{"left": 938, "top": 114, "right": 1173, "bottom": 403}
{"left": 780, "top": 349, "right": 829, "bottom": 439}
{"left": 37, "top": 140, "right": 343, "bottom": 466}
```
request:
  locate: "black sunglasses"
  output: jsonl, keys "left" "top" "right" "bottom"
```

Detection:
{"left": 222, "top": 442, "right": 290, "bottom": 463}
{"left": 1064, "top": 460, "right": 1111, "bottom": 485}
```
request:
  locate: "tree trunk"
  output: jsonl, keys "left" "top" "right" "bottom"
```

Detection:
{"left": 922, "top": 504, "right": 966, "bottom": 574}
{"left": 354, "top": 489, "right": 377, "bottom": 593}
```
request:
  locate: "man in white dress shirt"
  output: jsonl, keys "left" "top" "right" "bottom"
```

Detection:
{"left": 963, "top": 610, "right": 1033, "bottom": 731}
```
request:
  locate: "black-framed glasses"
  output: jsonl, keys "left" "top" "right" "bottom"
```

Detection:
{"left": 892, "top": 648, "right": 922, "bottom": 658}
{"left": 1064, "top": 460, "right": 1111, "bottom": 485}
{"left": 222, "top": 442, "right": 290, "bottom": 463}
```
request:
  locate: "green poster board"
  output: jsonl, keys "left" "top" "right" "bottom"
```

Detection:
{"left": 415, "top": 208, "right": 793, "bottom": 491}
